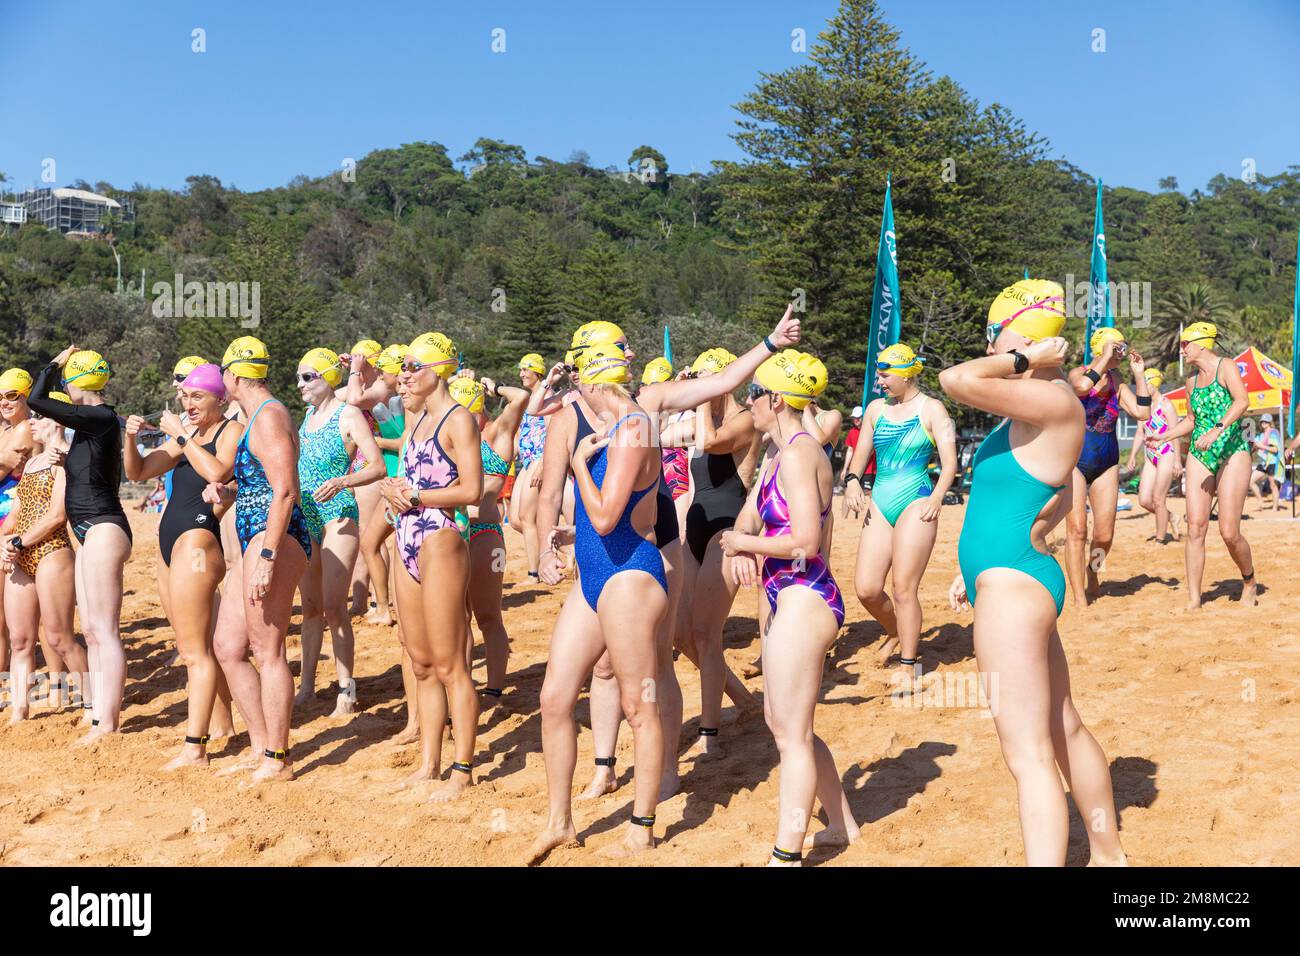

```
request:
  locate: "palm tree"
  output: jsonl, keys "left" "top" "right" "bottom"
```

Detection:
{"left": 1150, "top": 281, "right": 1234, "bottom": 369}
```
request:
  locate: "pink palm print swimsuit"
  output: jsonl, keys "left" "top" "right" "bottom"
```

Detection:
{"left": 755, "top": 432, "right": 845, "bottom": 626}
{"left": 397, "top": 405, "right": 460, "bottom": 583}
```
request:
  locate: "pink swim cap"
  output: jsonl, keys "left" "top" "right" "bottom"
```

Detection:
{"left": 181, "top": 363, "right": 227, "bottom": 399}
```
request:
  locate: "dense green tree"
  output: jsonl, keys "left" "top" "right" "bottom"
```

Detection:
{"left": 563, "top": 238, "right": 639, "bottom": 325}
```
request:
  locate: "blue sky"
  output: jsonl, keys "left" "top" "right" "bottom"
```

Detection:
{"left": 2, "top": 0, "right": 1297, "bottom": 195}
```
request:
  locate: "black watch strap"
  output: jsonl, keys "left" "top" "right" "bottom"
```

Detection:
{"left": 1010, "top": 351, "right": 1030, "bottom": 374}
{"left": 11, "top": 535, "right": 25, "bottom": 551}
{"left": 845, "top": 473, "right": 862, "bottom": 485}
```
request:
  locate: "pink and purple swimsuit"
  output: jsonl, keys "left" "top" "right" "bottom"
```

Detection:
{"left": 755, "top": 432, "right": 844, "bottom": 626}
{"left": 397, "top": 405, "right": 461, "bottom": 583}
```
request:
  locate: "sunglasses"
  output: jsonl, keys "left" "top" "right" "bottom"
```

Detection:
{"left": 747, "top": 383, "right": 775, "bottom": 401}
{"left": 1, "top": 390, "right": 25, "bottom": 402}
{"left": 173, "top": 372, "right": 188, "bottom": 384}
{"left": 297, "top": 371, "right": 323, "bottom": 384}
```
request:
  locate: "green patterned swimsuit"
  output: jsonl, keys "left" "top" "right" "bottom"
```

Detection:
{"left": 1189, "top": 358, "right": 1247, "bottom": 473}
{"left": 299, "top": 403, "right": 360, "bottom": 542}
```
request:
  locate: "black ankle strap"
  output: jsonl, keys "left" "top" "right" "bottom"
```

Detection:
{"left": 630, "top": 814, "right": 656, "bottom": 828}
{"left": 185, "top": 734, "right": 210, "bottom": 747}
{"left": 450, "top": 760, "right": 472, "bottom": 775}
{"left": 264, "top": 748, "right": 288, "bottom": 761}
{"left": 482, "top": 688, "right": 503, "bottom": 697}
{"left": 594, "top": 756, "right": 616, "bottom": 767}
{"left": 698, "top": 727, "right": 718, "bottom": 737}
{"left": 771, "top": 846, "right": 802, "bottom": 863}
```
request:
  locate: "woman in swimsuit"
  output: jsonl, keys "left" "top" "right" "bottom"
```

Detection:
{"left": 1124, "top": 368, "right": 1182, "bottom": 543}
{"left": 212, "top": 336, "right": 312, "bottom": 783}
{"left": 528, "top": 341, "right": 668, "bottom": 862}
{"left": 379, "top": 333, "right": 484, "bottom": 802}
{"left": 509, "top": 353, "right": 549, "bottom": 584}
{"left": 941, "top": 279, "right": 1126, "bottom": 866}
{"left": 1150, "top": 322, "right": 1255, "bottom": 609}
{"left": 0, "top": 368, "right": 37, "bottom": 699}
{"left": 681, "top": 347, "right": 758, "bottom": 754}
{"left": 843, "top": 343, "right": 957, "bottom": 675}
{"left": 294, "top": 348, "right": 384, "bottom": 715}
{"left": 720, "top": 349, "right": 859, "bottom": 865}
{"left": 1064, "top": 327, "right": 1151, "bottom": 606}
{"left": 29, "top": 346, "right": 132, "bottom": 744}
{"left": 449, "top": 374, "right": 530, "bottom": 703}
{"left": 352, "top": 343, "right": 407, "bottom": 627}
{"left": 124, "top": 363, "right": 243, "bottom": 768}
{"left": 339, "top": 339, "right": 387, "bottom": 617}
{"left": 1, "top": 392, "right": 81, "bottom": 723}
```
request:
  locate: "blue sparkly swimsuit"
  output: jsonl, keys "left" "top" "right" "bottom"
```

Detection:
{"left": 574, "top": 412, "right": 667, "bottom": 611}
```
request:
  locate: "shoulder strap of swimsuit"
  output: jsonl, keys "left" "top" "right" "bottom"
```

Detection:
{"left": 431, "top": 402, "right": 458, "bottom": 441}
{"left": 240, "top": 399, "right": 277, "bottom": 447}
{"left": 211, "top": 417, "right": 232, "bottom": 444}
{"left": 769, "top": 430, "right": 814, "bottom": 485}
{"left": 607, "top": 411, "right": 649, "bottom": 437}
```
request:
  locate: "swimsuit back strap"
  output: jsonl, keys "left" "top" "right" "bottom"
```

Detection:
{"left": 240, "top": 398, "right": 279, "bottom": 451}
{"left": 430, "top": 402, "right": 458, "bottom": 442}
{"left": 607, "top": 411, "right": 650, "bottom": 438}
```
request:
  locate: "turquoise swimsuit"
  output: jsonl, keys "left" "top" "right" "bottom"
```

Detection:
{"left": 957, "top": 420, "right": 1066, "bottom": 615}
{"left": 871, "top": 411, "right": 935, "bottom": 526}
{"left": 298, "top": 404, "right": 360, "bottom": 542}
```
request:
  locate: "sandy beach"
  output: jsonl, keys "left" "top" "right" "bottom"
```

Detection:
{"left": 1, "top": 498, "right": 1297, "bottom": 867}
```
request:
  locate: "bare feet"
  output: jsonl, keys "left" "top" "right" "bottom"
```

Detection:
{"left": 599, "top": 824, "right": 654, "bottom": 859}
{"left": 392, "top": 764, "right": 436, "bottom": 792}
{"left": 658, "top": 773, "right": 681, "bottom": 802}
{"left": 1085, "top": 565, "right": 1102, "bottom": 601}
{"left": 161, "top": 745, "right": 210, "bottom": 773}
{"left": 803, "top": 825, "right": 860, "bottom": 850}
{"left": 577, "top": 765, "right": 618, "bottom": 800}
{"left": 215, "top": 748, "right": 261, "bottom": 777}
{"left": 293, "top": 686, "right": 316, "bottom": 709}
{"left": 741, "top": 658, "right": 763, "bottom": 679}
{"left": 249, "top": 756, "right": 294, "bottom": 784}
{"left": 389, "top": 724, "right": 419, "bottom": 746}
{"left": 1241, "top": 577, "right": 1259, "bottom": 607}
{"left": 875, "top": 636, "right": 900, "bottom": 666}
{"left": 428, "top": 768, "right": 472, "bottom": 804}
{"left": 74, "top": 724, "right": 116, "bottom": 747}
{"left": 1087, "top": 850, "right": 1129, "bottom": 866}
{"left": 330, "top": 692, "right": 357, "bottom": 718}
{"left": 525, "top": 822, "right": 579, "bottom": 865}
{"left": 365, "top": 609, "right": 395, "bottom": 626}
{"left": 687, "top": 733, "right": 721, "bottom": 758}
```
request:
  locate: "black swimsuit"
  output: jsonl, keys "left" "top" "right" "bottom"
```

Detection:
{"left": 28, "top": 363, "right": 131, "bottom": 544}
{"left": 159, "top": 420, "right": 231, "bottom": 567}
{"left": 684, "top": 448, "right": 745, "bottom": 564}
{"left": 572, "top": 403, "right": 678, "bottom": 550}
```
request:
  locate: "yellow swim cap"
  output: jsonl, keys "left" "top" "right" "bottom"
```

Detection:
{"left": 987, "top": 279, "right": 1067, "bottom": 343}
{"left": 222, "top": 336, "right": 270, "bottom": 379}
{"left": 0, "top": 368, "right": 33, "bottom": 397}
{"left": 755, "top": 350, "right": 828, "bottom": 410}
{"left": 300, "top": 347, "right": 344, "bottom": 387}
{"left": 47, "top": 391, "right": 72, "bottom": 404}
{"left": 1144, "top": 368, "right": 1164, "bottom": 389}
{"left": 570, "top": 321, "right": 626, "bottom": 357}
{"left": 564, "top": 350, "right": 576, "bottom": 368}
{"left": 406, "top": 333, "right": 458, "bottom": 379}
{"left": 876, "top": 343, "right": 925, "bottom": 378}
{"left": 691, "top": 348, "right": 737, "bottom": 376}
{"left": 1181, "top": 322, "right": 1218, "bottom": 349}
{"left": 641, "top": 356, "right": 673, "bottom": 385}
{"left": 577, "top": 341, "right": 631, "bottom": 386}
{"left": 173, "top": 355, "right": 205, "bottom": 379}
{"left": 449, "top": 377, "right": 486, "bottom": 413}
{"left": 63, "top": 350, "right": 111, "bottom": 391}
{"left": 518, "top": 353, "right": 546, "bottom": 375}
{"left": 375, "top": 344, "right": 405, "bottom": 375}
{"left": 1089, "top": 326, "right": 1126, "bottom": 356}
{"left": 351, "top": 339, "right": 382, "bottom": 364}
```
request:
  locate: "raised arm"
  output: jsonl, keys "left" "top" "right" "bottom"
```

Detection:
{"left": 694, "top": 403, "right": 754, "bottom": 456}
{"left": 938, "top": 338, "right": 1074, "bottom": 427}
{"left": 123, "top": 415, "right": 182, "bottom": 481}
{"left": 644, "top": 305, "right": 801, "bottom": 415}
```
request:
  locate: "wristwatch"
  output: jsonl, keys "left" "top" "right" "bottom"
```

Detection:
{"left": 176, "top": 434, "right": 189, "bottom": 448}
{"left": 1009, "top": 350, "right": 1030, "bottom": 374}
{"left": 259, "top": 547, "right": 275, "bottom": 562}
{"left": 408, "top": 489, "right": 421, "bottom": 508}
{"left": 10, "top": 536, "right": 24, "bottom": 551}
